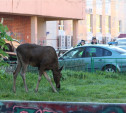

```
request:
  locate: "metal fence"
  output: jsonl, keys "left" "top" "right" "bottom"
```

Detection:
{"left": 2, "top": 58, "right": 126, "bottom": 73}
{"left": 1, "top": 62, "right": 38, "bottom": 73}
{"left": 59, "top": 57, "right": 126, "bottom": 73}
{"left": 91, "top": 57, "right": 126, "bottom": 72}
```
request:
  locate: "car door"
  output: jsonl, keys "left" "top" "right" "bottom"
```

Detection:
{"left": 83, "top": 46, "right": 113, "bottom": 72}
{"left": 82, "top": 46, "right": 109, "bottom": 72}
{"left": 59, "top": 47, "right": 86, "bottom": 71}
{"left": 82, "top": 47, "right": 98, "bottom": 72}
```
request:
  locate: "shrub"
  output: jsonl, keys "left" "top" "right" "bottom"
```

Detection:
{"left": 0, "top": 22, "right": 12, "bottom": 66}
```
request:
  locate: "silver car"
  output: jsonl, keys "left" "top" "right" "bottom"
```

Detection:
{"left": 115, "top": 38, "right": 126, "bottom": 45}
{"left": 59, "top": 45, "right": 126, "bottom": 72}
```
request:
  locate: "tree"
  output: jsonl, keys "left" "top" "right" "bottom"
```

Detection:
{"left": 0, "top": 22, "right": 12, "bottom": 66}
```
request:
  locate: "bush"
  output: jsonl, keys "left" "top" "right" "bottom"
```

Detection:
{"left": 0, "top": 22, "right": 12, "bottom": 66}
{"left": 0, "top": 69, "right": 7, "bottom": 80}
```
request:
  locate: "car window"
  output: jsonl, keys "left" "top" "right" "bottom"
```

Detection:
{"left": 84, "top": 47, "right": 97, "bottom": 57}
{"left": 103, "top": 49, "right": 112, "bottom": 56}
{"left": 62, "top": 47, "right": 84, "bottom": 59}
{"left": 83, "top": 47, "right": 112, "bottom": 57}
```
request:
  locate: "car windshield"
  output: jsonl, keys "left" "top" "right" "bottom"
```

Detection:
{"left": 61, "top": 47, "right": 84, "bottom": 59}
{"left": 110, "top": 47, "right": 126, "bottom": 54}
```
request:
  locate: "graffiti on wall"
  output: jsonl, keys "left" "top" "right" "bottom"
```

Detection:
{"left": 0, "top": 101, "right": 126, "bottom": 113}
{"left": 10, "top": 31, "right": 25, "bottom": 43}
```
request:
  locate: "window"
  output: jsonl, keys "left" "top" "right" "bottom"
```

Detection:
{"left": 58, "top": 20, "right": 64, "bottom": 30}
{"left": 63, "top": 47, "right": 84, "bottom": 59}
{"left": 103, "top": 49, "right": 112, "bottom": 56}
{"left": 96, "top": 15, "right": 101, "bottom": 33}
{"left": 86, "top": 0, "right": 93, "bottom": 9}
{"left": 109, "top": 16, "right": 111, "bottom": 33}
{"left": 83, "top": 47, "right": 112, "bottom": 57}
{"left": 105, "top": 0, "right": 111, "bottom": 15}
{"left": 87, "top": 14, "right": 93, "bottom": 32}
{"left": 96, "top": 0, "right": 102, "bottom": 14}
{"left": 84, "top": 47, "right": 97, "bottom": 57}
{"left": 105, "top": 16, "right": 110, "bottom": 33}
{"left": 119, "top": 20, "right": 122, "bottom": 33}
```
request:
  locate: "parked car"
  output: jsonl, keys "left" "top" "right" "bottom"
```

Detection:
{"left": 108, "top": 41, "right": 117, "bottom": 45}
{"left": 59, "top": 44, "right": 126, "bottom": 72}
{"left": 115, "top": 38, "right": 126, "bottom": 45}
{"left": 118, "top": 46, "right": 126, "bottom": 50}
{"left": 56, "top": 48, "right": 73, "bottom": 57}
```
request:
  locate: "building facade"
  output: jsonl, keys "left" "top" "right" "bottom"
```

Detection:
{"left": 50, "top": 0, "right": 122, "bottom": 48}
{"left": 82, "top": 0, "right": 120, "bottom": 43}
{"left": 0, "top": 0, "right": 85, "bottom": 48}
{"left": 118, "top": 0, "right": 126, "bottom": 34}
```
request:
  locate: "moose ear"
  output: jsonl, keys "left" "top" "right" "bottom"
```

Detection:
{"left": 59, "top": 66, "right": 63, "bottom": 71}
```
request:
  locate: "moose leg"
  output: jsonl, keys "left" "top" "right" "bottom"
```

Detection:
{"left": 21, "top": 63, "right": 28, "bottom": 92}
{"left": 35, "top": 71, "right": 42, "bottom": 92}
{"left": 13, "top": 59, "right": 22, "bottom": 93}
{"left": 43, "top": 71, "right": 57, "bottom": 93}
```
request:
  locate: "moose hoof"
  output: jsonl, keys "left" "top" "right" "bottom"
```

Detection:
{"left": 57, "top": 88, "right": 60, "bottom": 92}
{"left": 13, "top": 90, "right": 16, "bottom": 93}
{"left": 35, "top": 89, "right": 38, "bottom": 93}
{"left": 13, "top": 87, "right": 16, "bottom": 93}
{"left": 53, "top": 89, "right": 58, "bottom": 93}
{"left": 25, "top": 88, "right": 28, "bottom": 93}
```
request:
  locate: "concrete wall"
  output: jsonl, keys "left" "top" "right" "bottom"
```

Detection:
{"left": 37, "top": 17, "right": 46, "bottom": 45}
{"left": 0, "top": 100, "right": 126, "bottom": 112}
{"left": 0, "top": 0, "right": 84, "bottom": 20}
{"left": 46, "top": 21, "right": 58, "bottom": 48}
{"left": 118, "top": 0, "right": 126, "bottom": 34}
{"left": 111, "top": 0, "right": 119, "bottom": 38}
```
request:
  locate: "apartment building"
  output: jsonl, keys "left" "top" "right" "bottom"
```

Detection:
{"left": 57, "top": 0, "right": 121, "bottom": 46}
{"left": 118, "top": 0, "right": 126, "bottom": 34}
{"left": 0, "top": 0, "right": 84, "bottom": 48}
{"left": 82, "top": 0, "right": 120, "bottom": 43}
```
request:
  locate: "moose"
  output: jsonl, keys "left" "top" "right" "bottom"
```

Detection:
{"left": 13, "top": 43, "right": 63, "bottom": 93}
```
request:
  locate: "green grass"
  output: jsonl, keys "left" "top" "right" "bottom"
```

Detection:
{"left": 0, "top": 70, "right": 126, "bottom": 103}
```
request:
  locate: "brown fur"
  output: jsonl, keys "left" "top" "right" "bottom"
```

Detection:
{"left": 13, "top": 43, "right": 63, "bottom": 93}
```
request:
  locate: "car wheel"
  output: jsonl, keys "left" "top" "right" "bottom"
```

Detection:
{"left": 103, "top": 65, "right": 118, "bottom": 72}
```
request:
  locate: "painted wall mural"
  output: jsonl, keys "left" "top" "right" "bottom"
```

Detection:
{"left": 0, "top": 101, "right": 126, "bottom": 113}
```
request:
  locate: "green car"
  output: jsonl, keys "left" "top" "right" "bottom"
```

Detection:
{"left": 59, "top": 44, "right": 126, "bottom": 72}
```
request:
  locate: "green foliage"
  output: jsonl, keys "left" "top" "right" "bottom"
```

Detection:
{"left": 0, "top": 69, "right": 7, "bottom": 80}
{"left": 0, "top": 23, "right": 12, "bottom": 64}
{"left": 61, "top": 70, "right": 87, "bottom": 80}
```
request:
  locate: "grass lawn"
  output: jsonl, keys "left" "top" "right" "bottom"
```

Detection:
{"left": 0, "top": 70, "right": 126, "bottom": 103}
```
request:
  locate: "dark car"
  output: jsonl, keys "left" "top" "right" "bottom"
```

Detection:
{"left": 3, "top": 39, "right": 20, "bottom": 63}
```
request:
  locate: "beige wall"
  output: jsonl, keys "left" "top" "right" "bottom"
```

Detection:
{"left": 31, "top": 16, "right": 46, "bottom": 45}
{"left": 77, "top": 0, "right": 120, "bottom": 43}
{"left": 118, "top": 0, "right": 126, "bottom": 33}
{"left": 31, "top": 16, "right": 38, "bottom": 44}
{"left": 0, "top": 0, "right": 84, "bottom": 20}
{"left": 0, "top": 0, "right": 85, "bottom": 48}
{"left": 111, "top": 0, "right": 119, "bottom": 38}
{"left": 37, "top": 17, "right": 46, "bottom": 45}
{"left": 46, "top": 21, "right": 58, "bottom": 48}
